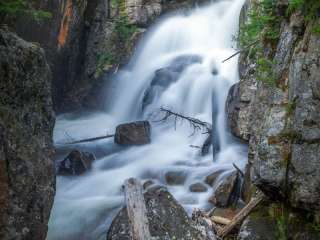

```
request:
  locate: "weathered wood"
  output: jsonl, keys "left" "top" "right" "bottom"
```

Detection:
{"left": 67, "top": 134, "right": 115, "bottom": 144}
{"left": 211, "top": 216, "right": 231, "bottom": 225}
{"left": 124, "top": 178, "right": 151, "bottom": 240}
{"left": 217, "top": 191, "right": 265, "bottom": 237}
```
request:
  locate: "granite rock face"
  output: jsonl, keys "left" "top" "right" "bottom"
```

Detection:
{"left": 0, "top": 28, "right": 55, "bottom": 240}
{"left": 228, "top": 1, "right": 320, "bottom": 212}
{"left": 107, "top": 186, "right": 205, "bottom": 240}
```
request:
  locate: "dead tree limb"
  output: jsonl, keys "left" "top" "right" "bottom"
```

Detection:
{"left": 156, "top": 107, "right": 212, "bottom": 135}
{"left": 233, "top": 163, "right": 244, "bottom": 178}
{"left": 217, "top": 191, "right": 265, "bottom": 238}
{"left": 67, "top": 134, "right": 115, "bottom": 144}
{"left": 124, "top": 178, "right": 152, "bottom": 240}
{"left": 222, "top": 40, "right": 259, "bottom": 63}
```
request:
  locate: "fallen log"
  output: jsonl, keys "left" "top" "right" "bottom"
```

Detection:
{"left": 124, "top": 178, "right": 152, "bottom": 240}
{"left": 67, "top": 134, "right": 115, "bottom": 144}
{"left": 217, "top": 191, "right": 265, "bottom": 237}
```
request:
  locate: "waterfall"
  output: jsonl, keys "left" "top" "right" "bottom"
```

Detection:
{"left": 48, "top": 0, "right": 247, "bottom": 239}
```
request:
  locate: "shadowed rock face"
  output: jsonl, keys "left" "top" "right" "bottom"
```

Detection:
{"left": 0, "top": 28, "right": 55, "bottom": 240}
{"left": 107, "top": 186, "right": 204, "bottom": 240}
{"left": 229, "top": 1, "right": 320, "bottom": 212}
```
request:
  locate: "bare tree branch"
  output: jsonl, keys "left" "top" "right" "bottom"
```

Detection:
{"left": 156, "top": 107, "right": 212, "bottom": 134}
{"left": 222, "top": 40, "right": 259, "bottom": 63}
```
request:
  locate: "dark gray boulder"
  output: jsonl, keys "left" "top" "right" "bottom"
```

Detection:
{"left": 209, "top": 171, "right": 240, "bottom": 207}
{"left": 107, "top": 186, "right": 205, "bottom": 240}
{"left": 115, "top": 121, "right": 151, "bottom": 145}
{"left": 0, "top": 27, "right": 55, "bottom": 240}
{"left": 57, "top": 150, "right": 95, "bottom": 175}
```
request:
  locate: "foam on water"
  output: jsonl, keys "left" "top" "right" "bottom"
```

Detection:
{"left": 48, "top": 0, "right": 247, "bottom": 239}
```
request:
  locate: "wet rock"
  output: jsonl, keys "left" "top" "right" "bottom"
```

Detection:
{"left": 205, "top": 169, "right": 224, "bottom": 186}
{"left": 143, "top": 55, "right": 202, "bottom": 109}
{"left": 209, "top": 171, "right": 239, "bottom": 207}
{"left": 115, "top": 121, "right": 151, "bottom": 145}
{"left": 107, "top": 186, "right": 204, "bottom": 240}
{"left": 143, "top": 180, "right": 155, "bottom": 190}
{"left": 189, "top": 182, "right": 208, "bottom": 192}
{"left": 165, "top": 171, "right": 187, "bottom": 185}
{"left": 0, "top": 28, "right": 55, "bottom": 239}
{"left": 58, "top": 150, "right": 95, "bottom": 175}
{"left": 237, "top": 216, "right": 277, "bottom": 240}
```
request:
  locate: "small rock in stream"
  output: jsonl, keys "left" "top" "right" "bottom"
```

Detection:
{"left": 189, "top": 182, "right": 208, "bottom": 192}
{"left": 57, "top": 150, "right": 95, "bottom": 175}
{"left": 165, "top": 170, "right": 188, "bottom": 185}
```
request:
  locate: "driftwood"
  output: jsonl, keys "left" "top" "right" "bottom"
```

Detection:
{"left": 222, "top": 40, "right": 259, "bottom": 63}
{"left": 67, "top": 134, "right": 115, "bottom": 144}
{"left": 124, "top": 178, "right": 152, "bottom": 240}
{"left": 217, "top": 191, "right": 265, "bottom": 237}
{"left": 211, "top": 216, "right": 231, "bottom": 225}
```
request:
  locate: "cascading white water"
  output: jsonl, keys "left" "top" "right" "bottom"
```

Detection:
{"left": 48, "top": 0, "right": 247, "bottom": 239}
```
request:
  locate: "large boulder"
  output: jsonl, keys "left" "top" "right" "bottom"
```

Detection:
{"left": 107, "top": 186, "right": 205, "bottom": 240}
{"left": 115, "top": 121, "right": 151, "bottom": 145}
{"left": 57, "top": 150, "right": 95, "bottom": 175}
{"left": 0, "top": 27, "right": 55, "bottom": 239}
{"left": 209, "top": 171, "right": 240, "bottom": 207}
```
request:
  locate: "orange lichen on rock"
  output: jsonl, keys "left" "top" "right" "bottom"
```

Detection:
{"left": 58, "top": 0, "right": 73, "bottom": 49}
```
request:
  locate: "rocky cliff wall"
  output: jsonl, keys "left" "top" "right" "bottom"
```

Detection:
{"left": 226, "top": 0, "right": 320, "bottom": 238}
{"left": 0, "top": 27, "right": 55, "bottom": 240}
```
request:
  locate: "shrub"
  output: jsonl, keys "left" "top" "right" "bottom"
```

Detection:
{"left": 0, "top": 0, "right": 52, "bottom": 21}
{"left": 114, "top": 16, "right": 137, "bottom": 43}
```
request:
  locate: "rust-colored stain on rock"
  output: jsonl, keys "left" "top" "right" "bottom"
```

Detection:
{"left": 58, "top": 0, "right": 73, "bottom": 48}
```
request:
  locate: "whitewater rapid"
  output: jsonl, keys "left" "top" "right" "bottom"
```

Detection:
{"left": 48, "top": 0, "right": 247, "bottom": 239}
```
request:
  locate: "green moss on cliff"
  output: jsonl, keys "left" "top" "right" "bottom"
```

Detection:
{"left": 0, "top": 0, "right": 52, "bottom": 21}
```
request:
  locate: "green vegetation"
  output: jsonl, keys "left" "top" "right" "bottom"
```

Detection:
{"left": 239, "top": 0, "right": 280, "bottom": 87}
{"left": 286, "top": 100, "right": 297, "bottom": 116}
{"left": 256, "top": 57, "right": 277, "bottom": 86}
{"left": 95, "top": 52, "right": 115, "bottom": 77}
{"left": 287, "top": 0, "right": 320, "bottom": 35}
{"left": 286, "top": 0, "right": 305, "bottom": 16}
{"left": 0, "top": 0, "right": 52, "bottom": 21}
{"left": 239, "top": 0, "right": 280, "bottom": 48}
{"left": 114, "top": 16, "right": 138, "bottom": 43}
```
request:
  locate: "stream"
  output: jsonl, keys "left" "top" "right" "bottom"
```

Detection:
{"left": 48, "top": 0, "right": 247, "bottom": 239}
